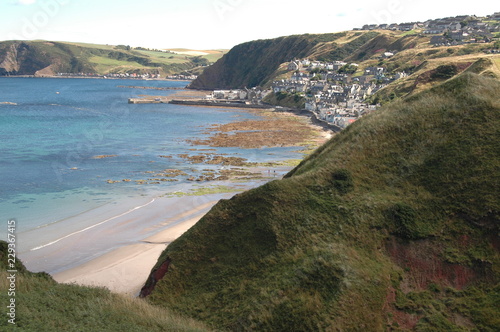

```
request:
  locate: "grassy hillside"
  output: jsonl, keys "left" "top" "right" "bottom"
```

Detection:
{"left": 189, "top": 29, "right": 499, "bottom": 92}
{"left": 0, "top": 41, "right": 226, "bottom": 76}
{"left": 262, "top": 91, "right": 306, "bottom": 109}
{"left": 0, "top": 241, "right": 209, "bottom": 331}
{"left": 143, "top": 73, "right": 499, "bottom": 330}
{"left": 369, "top": 45, "right": 500, "bottom": 103}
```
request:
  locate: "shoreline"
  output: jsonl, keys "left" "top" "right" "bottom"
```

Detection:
{"left": 14, "top": 85, "right": 333, "bottom": 296}
{"left": 52, "top": 200, "right": 217, "bottom": 296}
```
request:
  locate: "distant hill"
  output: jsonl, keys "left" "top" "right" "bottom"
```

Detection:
{"left": 143, "top": 73, "right": 499, "bottom": 330}
{"left": 0, "top": 40, "right": 226, "bottom": 77}
{"left": 188, "top": 30, "right": 500, "bottom": 93}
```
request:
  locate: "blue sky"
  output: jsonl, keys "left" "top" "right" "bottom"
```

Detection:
{"left": 1, "top": 0, "right": 498, "bottom": 49}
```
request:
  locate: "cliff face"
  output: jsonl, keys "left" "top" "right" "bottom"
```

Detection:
{"left": 0, "top": 42, "right": 52, "bottom": 75}
{"left": 0, "top": 41, "right": 93, "bottom": 76}
{"left": 0, "top": 43, "right": 21, "bottom": 73}
{"left": 143, "top": 73, "right": 499, "bottom": 331}
{"left": 188, "top": 35, "right": 316, "bottom": 89}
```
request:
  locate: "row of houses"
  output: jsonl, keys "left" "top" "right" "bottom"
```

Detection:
{"left": 287, "top": 59, "right": 350, "bottom": 72}
{"left": 359, "top": 13, "right": 500, "bottom": 36}
{"left": 166, "top": 74, "right": 198, "bottom": 80}
{"left": 315, "top": 103, "right": 378, "bottom": 129}
{"left": 206, "top": 87, "right": 270, "bottom": 103}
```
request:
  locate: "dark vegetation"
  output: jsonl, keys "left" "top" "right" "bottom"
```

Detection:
{"left": 144, "top": 73, "right": 499, "bottom": 331}
{"left": 262, "top": 91, "right": 306, "bottom": 109}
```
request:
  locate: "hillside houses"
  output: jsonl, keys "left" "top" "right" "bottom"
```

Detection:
{"left": 269, "top": 58, "right": 395, "bottom": 129}
{"left": 358, "top": 13, "right": 500, "bottom": 45}
{"left": 207, "top": 88, "right": 270, "bottom": 103}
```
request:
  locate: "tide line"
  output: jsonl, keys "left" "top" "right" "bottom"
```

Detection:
{"left": 30, "top": 198, "right": 157, "bottom": 251}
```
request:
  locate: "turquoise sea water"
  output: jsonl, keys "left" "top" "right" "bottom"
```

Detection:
{"left": 0, "top": 78, "right": 300, "bottom": 248}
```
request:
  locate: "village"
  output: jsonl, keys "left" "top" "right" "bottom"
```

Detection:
{"left": 203, "top": 13, "right": 500, "bottom": 130}
{"left": 359, "top": 13, "right": 500, "bottom": 46}
{"left": 205, "top": 58, "right": 387, "bottom": 131}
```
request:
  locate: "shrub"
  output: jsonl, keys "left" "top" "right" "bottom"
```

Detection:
{"left": 431, "top": 65, "right": 458, "bottom": 80}
{"left": 387, "top": 203, "right": 419, "bottom": 239}
{"left": 331, "top": 169, "right": 354, "bottom": 194}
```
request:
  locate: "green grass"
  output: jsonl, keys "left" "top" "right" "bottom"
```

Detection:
{"left": 398, "top": 29, "right": 419, "bottom": 36}
{"left": 144, "top": 73, "right": 500, "bottom": 330}
{"left": 399, "top": 30, "right": 421, "bottom": 37}
{"left": 134, "top": 49, "right": 191, "bottom": 64}
{"left": 200, "top": 51, "right": 227, "bottom": 63}
{"left": 262, "top": 91, "right": 306, "bottom": 109}
{"left": 89, "top": 55, "right": 148, "bottom": 73}
{"left": 0, "top": 242, "right": 209, "bottom": 331}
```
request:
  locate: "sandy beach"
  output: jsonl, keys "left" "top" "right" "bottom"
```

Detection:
{"left": 53, "top": 204, "right": 211, "bottom": 296}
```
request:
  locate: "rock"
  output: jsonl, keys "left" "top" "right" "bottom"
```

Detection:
{"left": 92, "top": 155, "right": 117, "bottom": 159}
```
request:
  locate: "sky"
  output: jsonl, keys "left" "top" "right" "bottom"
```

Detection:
{"left": 1, "top": 0, "right": 498, "bottom": 50}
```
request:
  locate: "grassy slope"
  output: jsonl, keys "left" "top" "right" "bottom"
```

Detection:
{"left": 0, "top": 41, "right": 226, "bottom": 76}
{"left": 262, "top": 91, "right": 306, "bottom": 109}
{"left": 188, "top": 35, "right": 319, "bottom": 89}
{"left": 0, "top": 241, "right": 209, "bottom": 332}
{"left": 145, "top": 73, "right": 499, "bottom": 331}
{"left": 372, "top": 46, "right": 500, "bottom": 103}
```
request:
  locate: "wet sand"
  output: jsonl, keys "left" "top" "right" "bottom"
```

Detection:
{"left": 52, "top": 206, "right": 211, "bottom": 296}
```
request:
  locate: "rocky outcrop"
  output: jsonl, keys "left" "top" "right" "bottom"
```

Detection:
{"left": 0, "top": 41, "right": 54, "bottom": 75}
{"left": 0, "top": 43, "right": 21, "bottom": 73}
{"left": 139, "top": 257, "right": 171, "bottom": 298}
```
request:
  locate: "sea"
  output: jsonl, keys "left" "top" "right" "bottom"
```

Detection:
{"left": 0, "top": 77, "right": 302, "bottom": 272}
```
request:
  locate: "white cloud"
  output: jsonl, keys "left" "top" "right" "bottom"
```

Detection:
{"left": 16, "top": 0, "right": 37, "bottom": 5}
